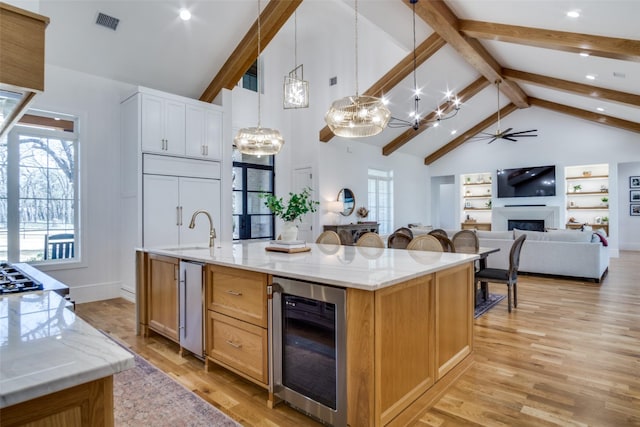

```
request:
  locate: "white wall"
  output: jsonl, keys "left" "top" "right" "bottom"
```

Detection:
{"left": 32, "top": 64, "right": 136, "bottom": 302}
{"left": 428, "top": 107, "right": 640, "bottom": 255}
{"left": 617, "top": 161, "right": 640, "bottom": 250}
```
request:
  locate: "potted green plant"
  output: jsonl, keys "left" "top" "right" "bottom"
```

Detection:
{"left": 602, "top": 216, "right": 609, "bottom": 224}
{"left": 260, "top": 187, "right": 319, "bottom": 241}
{"left": 601, "top": 196, "right": 609, "bottom": 206}
{"left": 573, "top": 184, "right": 582, "bottom": 193}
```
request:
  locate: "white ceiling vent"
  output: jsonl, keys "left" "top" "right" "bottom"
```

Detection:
{"left": 96, "top": 12, "right": 119, "bottom": 31}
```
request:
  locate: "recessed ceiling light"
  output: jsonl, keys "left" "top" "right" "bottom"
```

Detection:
{"left": 566, "top": 10, "right": 580, "bottom": 18}
{"left": 579, "top": 52, "right": 590, "bottom": 57}
{"left": 179, "top": 8, "right": 191, "bottom": 21}
{"left": 450, "top": 130, "right": 457, "bottom": 135}
{"left": 596, "top": 107, "right": 605, "bottom": 112}
{"left": 433, "top": 122, "right": 439, "bottom": 128}
{"left": 585, "top": 74, "right": 596, "bottom": 80}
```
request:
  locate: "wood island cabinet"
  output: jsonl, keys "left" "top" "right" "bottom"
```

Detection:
{"left": 147, "top": 254, "right": 179, "bottom": 342}
{"left": 205, "top": 265, "right": 269, "bottom": 386}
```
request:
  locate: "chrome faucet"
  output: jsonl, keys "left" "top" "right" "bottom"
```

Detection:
{"left": 188, "top": 210, "right": 216, "bottom": 247}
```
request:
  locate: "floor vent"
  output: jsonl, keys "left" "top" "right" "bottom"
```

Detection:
{"left": 96, "top": 12, "right": 120, "bottom": 31}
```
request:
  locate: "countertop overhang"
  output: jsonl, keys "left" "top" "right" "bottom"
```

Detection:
{"left": 0, "top": 291, "right": 135, "bottom": 408}
{"left": 139, "top": 241, "right": 479, "bottom": 291}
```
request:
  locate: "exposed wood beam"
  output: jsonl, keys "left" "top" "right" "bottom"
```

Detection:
{"left": 19, "top": 113, "right": 74, "bottom": 132}
{"left": 529, "top": 97, "right": 640, "bottom": 134}
{"left": 503, "top": 68, "right": 640, "bottom": 108}
{"left": 410, "top": 0, "right": 529, "bottom": 108}
{"left": 199, "top": 0, "right": 302, "bottom": 103}
{"left": 424, "top": 103, "right": 518, "bottom": 165}
{"left": 382, "top": 76, "right": 489, "bottom": 156}
{"left": 460, "top": 20, "right": 640, "bottom": 62}
{"left": 319, "top": 32, "right": 447, "bottom": 143}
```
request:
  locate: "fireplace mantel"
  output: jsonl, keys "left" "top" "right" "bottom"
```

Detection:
{"left": 492, "top": 206, "right": 560, "bottom": 231}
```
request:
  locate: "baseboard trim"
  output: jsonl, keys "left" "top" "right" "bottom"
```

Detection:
{"left": 120, "top": 285, "right": 136, "bottom": 303}
{"left": 68, "top": 281, "right": 122, "bottom": 304}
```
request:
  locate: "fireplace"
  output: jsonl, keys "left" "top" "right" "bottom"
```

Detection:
{"left": 508, "top": 219, "right": 545, "bottom": 231}
{"left": 492, "top": 206, "right": 560, "bottom": 231}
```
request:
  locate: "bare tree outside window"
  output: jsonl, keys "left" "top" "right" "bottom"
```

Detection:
{"left": 0, "top": 113, "right": 78, "bottom": 263}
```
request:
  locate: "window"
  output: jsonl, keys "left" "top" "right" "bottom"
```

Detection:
{"left": 368, "top": 169, "right": 393, "bottom": 234}
{"left": 0, "top": 111, "right": 78, "bottom": 263}
{"left": 232, "top": 148, "right": 274, "bottom": 240}
{"left": 242, "top": 60, "right": 258, "bottom": 92}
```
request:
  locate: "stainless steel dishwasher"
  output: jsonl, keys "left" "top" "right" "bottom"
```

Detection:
{"left": 179, "top": 261, "right": 204, "bottom": 359}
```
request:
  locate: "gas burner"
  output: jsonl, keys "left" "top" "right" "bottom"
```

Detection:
{"left": 0, "top": 264, "right": 44, "bottom": 294}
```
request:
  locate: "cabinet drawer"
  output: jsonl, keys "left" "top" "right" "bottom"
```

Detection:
{"left": 206, "top": 265, "right": 268, "bottom": 327}
{"left": 207, "top": 311, "right": 267, "bottom": 384}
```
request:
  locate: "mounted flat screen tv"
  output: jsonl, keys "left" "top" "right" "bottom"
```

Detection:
{"left": 496, "top": 165, "right": 556, "bottom": 198}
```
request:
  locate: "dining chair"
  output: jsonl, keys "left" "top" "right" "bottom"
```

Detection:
{"left": 406, "top": 235, "right": 443, "bottom": 252}
{"left": 452, "top": 230, "right": 479, "bottom": 254}
{"left": 428, "top": 229, "right": 447, "bottom": 237}
{"left": 393, "top": 227, "right": 414, "bottom": 239}
{"left": 356, "top": 232, "right": 385, "bottom": 248}
{"left": 337, "top": 230, "right": 354, "bottom": 245}
{"left": 44, "top": 233, "right": 75, "bottom": 260}
{"left": 315, "top": 230, "right": 341, "bottom": 245}
{"left": 431, "top": 233, "right": 456, "bottom": 252}
{"left": 387, "top": 232, "right": 411, "bottom": 249}
{"left": 474, "top": 234, "right": 527, "bottom": 313}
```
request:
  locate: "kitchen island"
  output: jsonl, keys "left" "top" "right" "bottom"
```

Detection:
{"left": 0, "top": 291, "right": 135, "bottom": 426}
{"left": 137, "top": 241, "right": 478, "bottom": 426}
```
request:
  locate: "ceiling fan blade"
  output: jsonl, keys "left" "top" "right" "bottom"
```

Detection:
{"left": 511, "top": 134, "right": 538, "bottom": 137}
{"left": 487, "top": 137, "right": 498, "bottom": 144}
{"left": 509, "top": 129, "right": 537, "bottom": 136}
{"left": 499, "top": 127, "right": 513, "bottom": 136}
{"left": 503, "top": 136, "right": 518, "bottom": 142}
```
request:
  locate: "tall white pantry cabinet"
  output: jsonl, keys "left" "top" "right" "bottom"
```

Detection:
{"left": 120, "top": 86, "right": 224, "bottom": 297}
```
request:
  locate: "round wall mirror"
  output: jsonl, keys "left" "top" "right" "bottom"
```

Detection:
{"left": 338, "top": 188, "right": 355, "bottom": 216}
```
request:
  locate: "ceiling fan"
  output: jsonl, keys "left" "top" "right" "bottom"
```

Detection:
{"left": 473, "top": 80, "right": 537, "bottom": 144}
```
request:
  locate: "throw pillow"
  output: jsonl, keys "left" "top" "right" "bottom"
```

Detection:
{"left": 592, "top": 232, "right": 609, "bottom": 246}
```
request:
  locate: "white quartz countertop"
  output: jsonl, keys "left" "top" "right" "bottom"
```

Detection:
{"left": 140, "top": 241, "right": 479, "bottom": 291}
{"left": 0, "top": 291, "right": 135, "bottom": 408}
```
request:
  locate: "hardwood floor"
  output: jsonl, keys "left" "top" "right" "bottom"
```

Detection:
{"left": 76, "top": 251, "right": 640, "bottom": 426}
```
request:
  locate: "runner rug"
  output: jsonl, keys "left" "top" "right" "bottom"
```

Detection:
{"left": 113, "top": 347, "right": 241, "bottom": 427}
{"left": 474, "top": 293, "right": 506, "bottom": 318}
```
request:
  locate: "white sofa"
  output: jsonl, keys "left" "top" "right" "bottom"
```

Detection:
{"left": 447, "top": 229, "right": 610, "bottom": 282}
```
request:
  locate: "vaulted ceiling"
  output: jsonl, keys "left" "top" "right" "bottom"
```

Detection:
{"left": 39, "top": 0, "right": 640, "bottom": 164}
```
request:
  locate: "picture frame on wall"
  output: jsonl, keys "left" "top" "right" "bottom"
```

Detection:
{"left": 631, "top": 204, "right": 640, "bottom": 216}
{"left": 631, "top": 176, "right": 640, "bottom": 188}
{"left": 631, "top": 190, "right": 640, "bottom": 202}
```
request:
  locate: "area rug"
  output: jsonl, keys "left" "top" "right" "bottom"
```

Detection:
{"left": 113, "top": 348, "right": 241, "bottom": 427}
{"left": 474, "top": 293, "right": 506, "bottom": 318}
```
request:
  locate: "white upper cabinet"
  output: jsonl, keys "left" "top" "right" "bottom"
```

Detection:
{"left": 141, "top": 93, "right": 186, "bottom": 155}
{"left": 138, "top": 89, "right": 222, "bottom": 160}
{"left": 185, "top": 106, "right": 222, "bottom": 160}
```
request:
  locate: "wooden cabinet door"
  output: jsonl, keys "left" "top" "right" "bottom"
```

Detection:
{"left": 148, "top": 254, "right": 179, "bottom": 342}
{"left": 143, "top": 174, "right": 180, "bottom": 247}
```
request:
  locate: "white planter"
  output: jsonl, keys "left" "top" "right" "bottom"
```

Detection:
{"left": 281, "top": 221, "right": 298, "bottom": 241}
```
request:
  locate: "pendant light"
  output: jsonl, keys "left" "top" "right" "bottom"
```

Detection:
{"left": 387, "top": 0, "right": 460, "bottom": 130}
{"left": 324, "top": 0, "right": 391, "bottom": 138}
{"left": 283, "top": 12, "right": 309, "bottom": 109}
{"left": 234, "top": 0, "right": 284, "bottom": 156}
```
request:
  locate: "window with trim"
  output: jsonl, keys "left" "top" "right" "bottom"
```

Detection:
{"left": 368, "top": 168, "right": 393, "bottom": 234}
{"left": 0, "top": 111, "right": 79, "bottom": 263}
{"left": 242, "top": 60, "right": 258, "bottom": 92}
{"left": 232, "top": 148, "right": 274, "bottom": 240}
